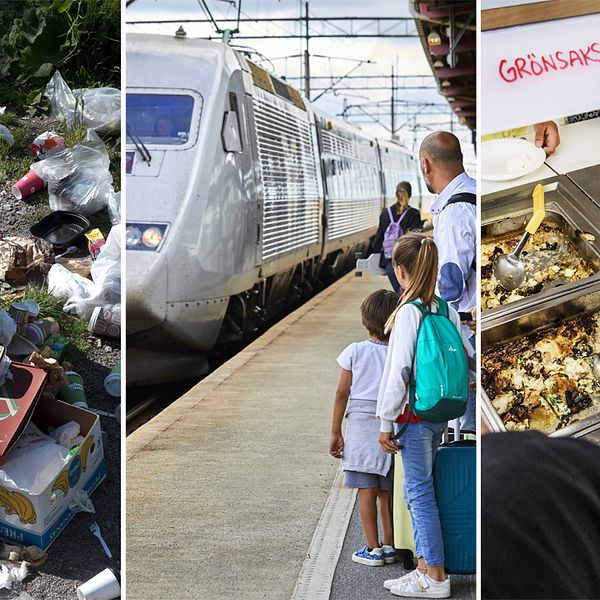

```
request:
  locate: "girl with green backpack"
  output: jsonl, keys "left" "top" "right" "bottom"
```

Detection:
{"left": 376, "top": 233, "right": 474, "bottom": 599}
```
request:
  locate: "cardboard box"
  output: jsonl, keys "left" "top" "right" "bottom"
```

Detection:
{"left": 0, "top": 397, "right": 106, "bottom": 549}
{"left": 0, "top": 362, "right": 48, "bottom": 462}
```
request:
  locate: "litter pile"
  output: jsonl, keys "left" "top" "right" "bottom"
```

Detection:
{"left": 0, "top": 72, "right": 121, "bottom": 600}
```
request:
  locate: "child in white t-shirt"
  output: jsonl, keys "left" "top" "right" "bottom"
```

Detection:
{"left": 329, "top": 288, "right": 399, "bottom": 567}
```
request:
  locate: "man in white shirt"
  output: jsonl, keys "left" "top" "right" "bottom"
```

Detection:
{"left": 419, "top": 132, "right": 476, "bottom": 431}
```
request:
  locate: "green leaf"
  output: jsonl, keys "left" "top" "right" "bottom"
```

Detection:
{"left": 31, "top": 62, "right": 54, "bottom": 78}
{"left": 52, "top": 0, "right": 76, "bottom": 14}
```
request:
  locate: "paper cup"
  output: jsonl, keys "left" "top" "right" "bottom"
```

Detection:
{"left": 21, "top": 299, "right": 40, "bottom": 322}
{"left": 8, "top": 302, "right": 30, "bottom": 335}
{"left": 76, "top": 567, "right": 121, "bottom": 600}
{"left": 58, "top": 371, "right": 87, "bottom": 408}
{"left": 23, "top": 323, "right": 46, "bottom": 346}
{"left": 103, "top": 363, "right": 120, "bottom": 398}
{"left": 12, "top": 170, "right": 46, "bottom": 200}
{"left": 89, "top": 305, "right": 120, "bottom": 338}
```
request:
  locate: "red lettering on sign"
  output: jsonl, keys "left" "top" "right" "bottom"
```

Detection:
{"left": 498, "top": 41, "right": 600, "bottom": 83}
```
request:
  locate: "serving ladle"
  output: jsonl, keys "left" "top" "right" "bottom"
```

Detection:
{"left": 494, "top": 184, "right": 546, "bottom": 291}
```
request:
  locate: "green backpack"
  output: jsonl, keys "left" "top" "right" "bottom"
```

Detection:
{"left": 393, "top": 298, "right": 468, "bottom": 440}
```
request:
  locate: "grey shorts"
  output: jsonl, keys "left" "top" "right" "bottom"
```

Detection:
{"left": 345, "top": 469, "right": 392, "bottom": 491}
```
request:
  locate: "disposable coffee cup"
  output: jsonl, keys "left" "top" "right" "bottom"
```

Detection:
{"left": 21, "top": 299, "right": 40, "bottom": 322}
{"left": 23, "top": 322, "right": 46, "bottom": 346}
{"left": 103, "top": 363, "right": 121, "bottom": 398}
{"left": 8, "top": 302, "right": 29, "bottom": 335}
{"left": 58, "top": 371, "right": 87, "bottom": 408}
{"left": 76, "top": 567, "right": 121, "bottom": 600}
{"left": 89, "top": 305, "right": 120, "bottom": 338}
{"left": 12, "top": 170, "right": 46, "bottom": 200}
{"left": 33, "top": 319, "right": 54, "bottom": 340}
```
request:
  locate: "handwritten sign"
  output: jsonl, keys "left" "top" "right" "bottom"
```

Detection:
{"left": 482, "top": 13, "right": 600, "bottom": 134}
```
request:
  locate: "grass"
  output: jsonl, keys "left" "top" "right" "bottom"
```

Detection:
{"left": 0, "top": 285, "right": 91, "bottom": 359}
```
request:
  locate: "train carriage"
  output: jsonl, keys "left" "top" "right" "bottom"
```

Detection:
{"left": 126, "top": 33, "right": 420, "bottom": 385}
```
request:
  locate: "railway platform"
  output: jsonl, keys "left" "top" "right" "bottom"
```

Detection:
{"left": 126, "top": 271, "right": 476, "bottom": 600}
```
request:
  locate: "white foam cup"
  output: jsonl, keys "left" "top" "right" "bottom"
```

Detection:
{"left": 76, "top": 567, "right": 120, "bottom": 600}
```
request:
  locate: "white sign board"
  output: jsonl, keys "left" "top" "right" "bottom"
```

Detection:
{"left": 482, "top": 13, "right": 600, "bottom": 134}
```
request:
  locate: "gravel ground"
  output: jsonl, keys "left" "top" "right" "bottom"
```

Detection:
{"left": 1, "top": 114, "right": 121, "bottom": 599}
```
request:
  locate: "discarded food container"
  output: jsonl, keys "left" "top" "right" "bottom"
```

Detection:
{"left": 76, "top": 568, "right": 120, "bottom": 600}
{"left": 31, "top": 131, "right": 65, "bottom": 159}
{"left": 103, "top": 363, "right": 120, "bottom": 398}
{"left": 0, "top": 362, "right": 48, "bottom": 462}
{"left": 29, "top": 211, "right": 91, "bottom": 251}
{"left": 55, "top": 256, "right": 93, "bottom": 278}
{"left": 39, "top": 334, "right": 69, "bottom": 360}
{"left": 58, "top": 371, "right": 87, "bottom": 409}
{"left": 89, "top": 305, "right": 120, "bottom": 338}
{"left": 12, "top": 170, "right": 46, "bottom": 200}
{"left": 0, "top": 396, "right": 106, "bottom": 549}
{"left": 8, "top": 303, "right": 30, "bottom": 335}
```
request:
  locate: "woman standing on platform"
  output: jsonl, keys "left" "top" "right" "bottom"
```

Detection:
{"left": 372, "top": 182, "right": 422, "bottom": 295}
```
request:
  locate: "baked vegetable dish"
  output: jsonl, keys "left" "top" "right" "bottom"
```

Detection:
{"left": 482, "top": 312, "right": 600, "bottom": 433}
{"left": 482, "top": 222, "right": 595, "bottom": 309}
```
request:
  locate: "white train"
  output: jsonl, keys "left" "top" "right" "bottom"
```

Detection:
{"left": 126, "top": 33, "right": 421, "bottom": 385}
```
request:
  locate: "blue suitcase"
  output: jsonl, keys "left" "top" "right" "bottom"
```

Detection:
{"left": 433, "top": 421, "right": 476, "bottom": 574}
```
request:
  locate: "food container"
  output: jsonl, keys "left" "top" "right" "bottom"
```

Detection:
{"left": 482, "top": 177, "right": 600, "bottom": 321}
{"left": 29, "top": 211, "right": 91, "bottom": 251}
{"left": 566, "top": 164, "right": 600, "bottom": 208}
{"left": 482, "top": 279, "right": 600, "bottom": 438}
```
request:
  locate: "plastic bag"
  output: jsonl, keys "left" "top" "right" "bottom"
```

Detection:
{"left": 0, "top": 124, "right": 14, "bottom": 147}
{"left": 68, "top": 489, "right": 95, "bottom": 515}
{"left": 107, "top": 189, "right": 120, "bottom": 225}
{"left": 30, "top": 130, "right": 112, "bottom": 216}
{"left": 44, "top": 70, "right": 120, "bottom": 132}
{"left": 48, "top": 227, "right": 120, "bottom": 319}
{"left": 0, "top": 423, "right": 69, "bottom": 496}
{"left": 89, "top": 225, "right": 121, "bottom": 305}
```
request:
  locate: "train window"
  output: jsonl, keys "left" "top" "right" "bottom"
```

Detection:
{"left": 126, "top": 94, "right": 195, "bottom": 145}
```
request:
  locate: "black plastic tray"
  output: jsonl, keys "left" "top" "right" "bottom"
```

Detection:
{"left": 29, "top": 211, "right": 91, "bottom": 250}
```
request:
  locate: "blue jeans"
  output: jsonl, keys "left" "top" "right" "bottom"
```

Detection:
{"left": 399, "top": 421, "right": 446, "bottom": 566}
{"left": 460, "top": 334, "right": 476, "bottom": 432}
{"left": 383, "top": 260, "right": 401, "bottom": 294}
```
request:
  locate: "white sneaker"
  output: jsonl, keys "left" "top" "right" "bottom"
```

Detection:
{"left": 383, "top": 569, "right": 423, "bottom": 590}
{"left": 391, "top": 572, "right": 450, "bottom": 598}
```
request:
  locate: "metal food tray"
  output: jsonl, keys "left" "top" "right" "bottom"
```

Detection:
{"left": 481, "top": 279, "right": 600, "bottom": 438}
{"left": 482, "top": 176, "right": 600, "bottom": 323}
{"left": 566, "top": 164, "right": 600, "bottom": 209}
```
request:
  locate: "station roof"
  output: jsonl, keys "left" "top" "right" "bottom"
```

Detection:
{"left": 412, "top": 1, "right": 476, "bottom": 131}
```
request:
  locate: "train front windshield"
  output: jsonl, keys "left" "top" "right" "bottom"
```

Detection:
{"left": 126, "top": 94, "right": 195, "bottom": 145}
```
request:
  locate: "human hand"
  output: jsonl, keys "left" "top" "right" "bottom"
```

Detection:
{"left": 379, "top": 431, "right": 399, "bottom": 454}
{"left": 329, "top": 432, "right": 344, "bottom": 458}
{"left": 533, "top": 121, "right": 560, "bottom": 156}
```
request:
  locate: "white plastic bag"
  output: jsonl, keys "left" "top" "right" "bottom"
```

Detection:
{"left": 0, "top": 423, "right": 69, "bottom": 496}
{"left": 0, "top": 124, "right": 14, "bottom": 147}
{"left": 44, "top": 70, "right": 120, "bottom": 132}
{"left": 30, "top": 129, "right": 112, "bottom": 216}
{"left": 48, "top": 227, "right": 120, "bottom": 319}
{"left": 107, "top": 189, "right": 120, "bottom": 225}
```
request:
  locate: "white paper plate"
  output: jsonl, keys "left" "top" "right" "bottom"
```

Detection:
{"left": 481, "top": 138, "right": 546, "bottom": 181}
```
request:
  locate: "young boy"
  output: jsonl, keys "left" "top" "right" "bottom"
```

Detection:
{"left": 329, "top": 288, "right": 399, "bottom": 566}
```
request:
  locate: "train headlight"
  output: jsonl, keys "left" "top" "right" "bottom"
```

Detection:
{"left": 126, "top": 226, "right": 142, "bottom": 248}
{"left": 142, "top": 227, "right": 162, "bottom": 248}
{"left": 126, "top": 223, "right": 169, "bottom": 252}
